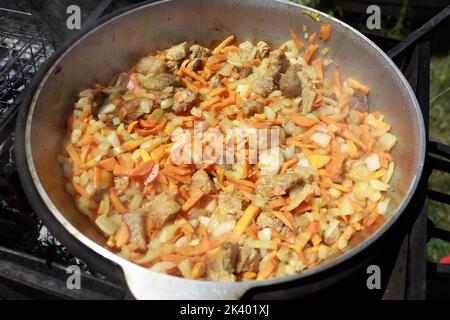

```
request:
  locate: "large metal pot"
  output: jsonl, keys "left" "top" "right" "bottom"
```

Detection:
{"left": 15, "top": 0, "right": 425, "bottom": 299}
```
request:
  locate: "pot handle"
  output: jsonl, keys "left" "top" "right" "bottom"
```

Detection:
{"left": 119, "top": 262, "right": 258, "bottom": 300}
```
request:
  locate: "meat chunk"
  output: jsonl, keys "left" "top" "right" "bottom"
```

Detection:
{"left": 189, "top": 44, "right": 211, "bottom": 59}
{"left": 256, "top": 41, "right": 271, "bottom": 59}
{"left": 191, "top": 169, "right": 215, "bottom": 195}
{"left": 208, "top": 74, "right": 222, "bottom": 88}
{"left": 242, "top": 100, "right": 264, "bottom": 116}
{"left": 172, "top": 87, "right": 196, "bottom": 113}
{"left": 187, "top": 58, "right": 203, "bottom": 72}
{"left": 236, "top": 247, "right": 262, "bottom": 273}
{"left": 136, "top": 56, "right": 166, "bottom": 76}
{"left": 238, "top": 66, "right": 253, "bottom": 78}
{"left": 147, "top": 191, "right": 181, "bottom": 228}
{"left": 140, "top": 73, "right": 178, "bottom": 91}
{"left": 268, "top": 49, "right": 289, "bottom": 74}
{"left": 165, "top": 42, "right": 188, "bottom": 61}
{"left": 91, "top": 90, "right": 107, "bottom": 115}
{"left": 349, "top": 89, "right": 369, "bottom": 112}
{"left": 280, "top": 69, "right": 302, "bottom": 98}
{"left": 252, "top": 69, "right": 278, "bottom": 97}
{"left": 256, "top": 211, "right": 283, "bottom": 232}
{"left": 256, "top": 172, "right": 304, "bottom": 197}
{"left": 206, "top": 242, "right": 239, "bottom": 281}
{"left": 123, "top": 213, "right": 146, "bottom": 250}
{"left": 115, "top": 72, "right": 131, "bottom": 91}
{"left": 218, "top": 191, "right": 243, "bottom": 216}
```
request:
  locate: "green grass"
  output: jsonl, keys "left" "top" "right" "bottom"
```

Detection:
{"left": 427, "top": 54, "right": 450, "bottom": 263}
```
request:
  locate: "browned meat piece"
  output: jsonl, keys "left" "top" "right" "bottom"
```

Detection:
{"left": 147, "top": 191, "right": 181, "bottom": 228}
{"left": 252, "top": 69, "right": 278, "bottom": 97}
{"left": 123, "top": 213, "right": 146, "bottom": 250}
{"left": 280, "top": 69, "right": 302, "bottom": 98}
{"left": 349, "top": 89, "right": 368, "bottom": 112}
{"left": 115, "top": 72, "right": 131, "bottom": 90}
{"left": 206, "top": 242, "right": 238, "bottom": 281}
{"left": 243, "top": 100, "right": 264, "bottom": 116}
{"left": 236, "top": 247, "right": 262, "bottom": 273}
{"left": 91, "top": 90, "right": 107, "bottom": 114}
{"left": 268, "top": 49, "right": 289, "bottom": 74}
{"left": 187, "top": 58, "right": 203, "bottom": 72}
{"left": 256, "top": 211, "right": 284, "bottom": 232}
{"left": 136, "top": 56, "right": 166, "bottom": 76}
{"left": 218, "top": 191, "right": 243, "bottom": 216}
{"left": 119, "top": 100, "right": 139, "bottom": 121}
{"left": 172, "top": 87, "right": 196, "bottom": 113}
{"left": 256, "top": 41, "right": 270, "bottom": 59}
{"left": 208, "top": 74, "right": 222, "bottom": 88}
{"left": 238, "top": 67, "right": 253, "bottom": 78}
{"left": 191, "top": 169, "right": 215, "bottom": 195}
{"left": 189, "top": 44, "right": 211, "bottom": 59}
{"left": 256, "top": 172, "right": 304, "bottom": 198}
{"left": 140, "top": 73, "right": 178, "bottom": 91}
{"left": 166, "top": 42, "right": 188, "bottom": 61}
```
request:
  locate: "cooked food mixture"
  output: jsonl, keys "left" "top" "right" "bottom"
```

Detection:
{"left": 61, "top": 25, "right": 398, "bottom": 281}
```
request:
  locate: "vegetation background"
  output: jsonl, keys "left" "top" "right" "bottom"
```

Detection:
{"left": 290, "top": 0, "right": 450, "bottom": 299}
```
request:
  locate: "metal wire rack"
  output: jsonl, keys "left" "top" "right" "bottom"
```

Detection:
{"left": 0, "top": 7, "right": 53, "bottom": 126}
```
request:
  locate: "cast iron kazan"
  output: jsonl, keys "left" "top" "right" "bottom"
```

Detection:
{"left": 15, "top": 0, "right": 426, "bottom": 299}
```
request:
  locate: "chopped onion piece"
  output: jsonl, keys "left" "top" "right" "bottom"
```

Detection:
{"left": 150, "top": 261, "right": 176, "bottom": 273}
{"left": 369, "top": 179, "right": 390, "bottom": 191}
{"left": 310, "top": 132, "right": 331, "bottom": 148}
{"left": 365, "top": 154, "right": 381, "bottom": 172}
{"left": 377, "top": 197, "right": 391, "bottom": 214}
{"left": 379, "top": 133, "right": 397, "bottom": 151}
{"left": 258, "top": 228, "right": 272, "bottom": 241}
{"left": 212, "top": 220, "right": 236, "bottom": 238}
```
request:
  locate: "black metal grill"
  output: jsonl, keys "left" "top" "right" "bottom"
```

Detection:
{"left": 0, "top": 7, "right": 53, "bottom": 128}
{"left": 0, "top": 0, "right": 448, "bottom": 300}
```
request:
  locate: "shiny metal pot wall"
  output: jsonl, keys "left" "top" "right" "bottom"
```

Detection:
{"left": 19, "top": 0, "right": 425, "bottom": 299}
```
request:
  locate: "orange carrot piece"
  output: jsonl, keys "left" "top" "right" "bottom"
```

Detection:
{"left": 129, "top": 160, "right": 154, "bottom": 177}
{"left": 212, "top": 35, "right": 235, "bottom": 54}
{"left": 182, "top": 189, "right": 205, "bottom": 212}
{"left": 305, "top": 44, "right": 319, "bottom": 64}
{"left": 176, "top": 238, "right": 210, "bottom": 256}
{"left": 280, "top": 155, "right": 299, "bottom": 174}
{"left": 66, "top": 144, "right": 82, "bottom": 167}
{"left": 290, "top": 30, "right": 304, "bottom": 49}
{"left": 190, "top": 261, "right": 206, "bottom": 279}
{"left": 209, "top": 87, "right": 228, "bottom": 97}
{"left": 127, "top": 120, "right": 139, "bottom": 133}
{"left": 308, "top": 32, "right": 317, "bottom": 44}
{"left": 182, "top": 67, "right": 207, "bottom": 86}
{"left": 319, "top": 23, "right": 332, "bottom": 41}
{"left": 272, "top": 211, "right": 294, "bottom": 231}
{"left": 115, "top": 223, "right": 130, "bottom": 248}
{"left": 312, "top": 58, "right": 323, "bottom": 80}
{"left": 269, "top": 198, "right": 287, "bottom": 210}
{"left": 99, "top": 157, "right": 119, "bottom": 171}
{"left": 289, "top": 113, "right": 319, "bottom": 127}
{"left": 73, "top": 183, "right": 91, "bottom": 199}
{"left": 257, "top": 256, "right": 277, "bottom": 280}
{"left": 109, "top": 188, "right": 128, "bottom": 213}
{"left": 293, "top": 203, "right": 312, "bottom": 215}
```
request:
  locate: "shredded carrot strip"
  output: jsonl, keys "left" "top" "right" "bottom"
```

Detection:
{"left": 212, "top": 35, "right": 235, "bottom": 54}
{"left": 109, "top": 188, "right": 128, "bottom": 213}
{"left": 182, "top": 67, "right": 207, "bottom": 86}
{"left": 290, "top": 30, "right": 304, "bottom": 49}
{"left": 182, "top": 189, "right": 204, "bottom": 212}
{"left": 319, "top": 23, "right": 332, "bottom": 41}
{"left": 272, "top": 211, "right": 294, "bottom": 231}
{"left": 280, "top": 155, "right": 299, "bottom": 174}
